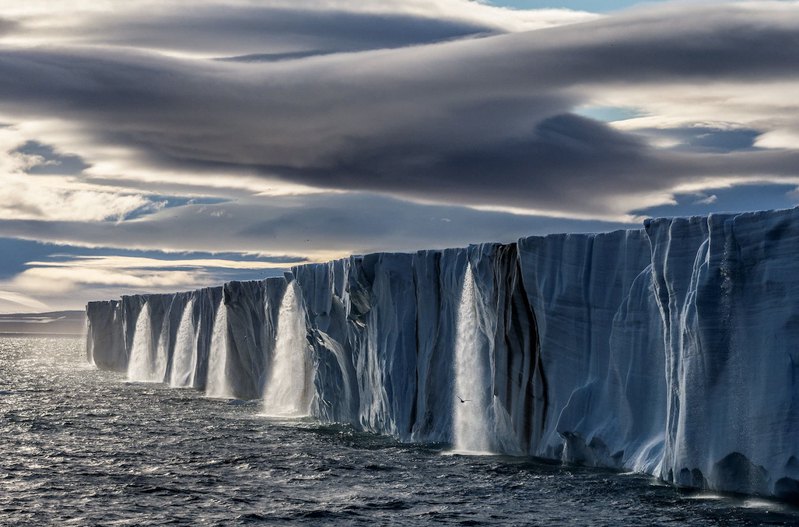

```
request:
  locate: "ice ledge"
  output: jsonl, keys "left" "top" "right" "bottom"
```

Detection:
{"left": 85, "top": 207, "right": 799, "bottom": 501}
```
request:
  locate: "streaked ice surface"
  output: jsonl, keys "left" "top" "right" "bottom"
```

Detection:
{"left": 86, "top": 208, "right": 799, "bottom": 500}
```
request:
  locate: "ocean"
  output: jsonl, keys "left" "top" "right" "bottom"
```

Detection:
{"left": 2, "top": 336, "right": 798, "bottom": 526}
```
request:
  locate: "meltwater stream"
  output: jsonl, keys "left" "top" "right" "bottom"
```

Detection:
{"left": 3, "top": 336, "right": 799, "bottom": 526}
{"left": 170, "top": 298, "right": 197, "bottom": 389}
{"left": 126, "top": 302, "right": 151, "bottom": 382}
{"left": 262, "top": 283, "right": 312, "bottom": 417}
{"left": 453, "top": 265, "right": 493, "bottom": 454}
{"left": 206, "top": 300, "right": 232, "bottom": 399}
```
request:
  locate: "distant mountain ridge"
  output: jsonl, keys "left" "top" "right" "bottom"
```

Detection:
{"left": 0, "top": 311, "right": 85, "bottom": 336}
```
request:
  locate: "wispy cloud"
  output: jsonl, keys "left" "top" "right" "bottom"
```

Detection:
{"left": 694, "top": 194, "right": 718, "bottom": 205}
{"left": 0, "top": 1, "right": 598, "bottom": 52}
{"left": 0, "top": 289, "right": 50, "bottom": 312}
{"left": 0, "top": 251, "right": 306, "bottom": 312}
{"left": 0, "top": 193, "right": 632, "bottom": 257}
{"left": 26, "top": 255, "right": 306, "bottom": 271}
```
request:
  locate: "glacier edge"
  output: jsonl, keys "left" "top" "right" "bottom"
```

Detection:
{"left": 84, "top": 208, "right": 799, "bottom": 501}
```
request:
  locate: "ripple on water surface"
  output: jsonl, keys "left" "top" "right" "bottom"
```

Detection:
{"left": 2, "top": 336, "right": 799, "bottom": 526}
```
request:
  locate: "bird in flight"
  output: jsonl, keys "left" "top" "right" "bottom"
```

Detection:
{"left": 457, "top": 396, "right": 471, "bottom": 404}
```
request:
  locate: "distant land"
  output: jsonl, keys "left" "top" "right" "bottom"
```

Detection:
{"left": 0, "top": 311, "right": 85, "bottom": 336}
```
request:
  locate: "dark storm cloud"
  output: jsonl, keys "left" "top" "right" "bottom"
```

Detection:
{"left": 0, "top": 193, "right": 632, "bottom": 256}
{"left": 1, "top": 3, "right": 799, "bottom": 217}
{"left": 268, "top": 114, "right": 666, "bottom": 213}
{"left": 85, "top": 6, "right": 496, "bottom": 55}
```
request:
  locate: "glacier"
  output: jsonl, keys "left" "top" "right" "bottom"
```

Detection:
{"left": 84, "top": 208, "right": 799, "bottom": 501}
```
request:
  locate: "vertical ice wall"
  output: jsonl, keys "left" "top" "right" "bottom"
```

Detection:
{"left": 292, "top": 253, "right": 421, "bottom": 437}
{"left": 647, "top": 209, "right": 799, "bottom": 499}
{"left": 222, "top": 282, "right": 262, "bottom": 395}
{"left": 85, "top": 208, "right": 799, "bottom": 500}
{"left": 86, "top": 300, "right": 126, "bottom": 371}
{"left": 469, "top": 242, "right": 547, "bottom": 455}
{"left": 291, "top": 257, "right": 360, "bottom": 425}
{"left": 92, "top": 282, "right": 289, "bottom": 399}
{"left": 126, "top": 294, "right": 180, "bottom": 383}
{"left": 409, "top": 248, "right": 465, "bottom": 443}
{"left": 517, "top": 230, "right": 666, "bottom": 468}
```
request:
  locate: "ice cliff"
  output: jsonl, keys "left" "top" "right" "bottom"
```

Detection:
{"left": 85, "top": 208, "right": 799, "bottom": 501}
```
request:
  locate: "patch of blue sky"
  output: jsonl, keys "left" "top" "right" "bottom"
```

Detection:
{"left": 0, "top": 238, "right": 62, "bottom": 280}
{"left": 0, "top": 237, "right": 305, "bottom": 280}
{"left": 113, "top": 196, "right": 230, "bottom": 221}
{"left": 633, "top": 183, "right": 799, "bottom": 219}
{"left": 574, "top": 106, "right": 643, "bottom": 122}
{"left": 204, "top": 268, "right": 288, "bottom": 283}
{"left": 14, "top": 140, "right": 89, "bottom": 176}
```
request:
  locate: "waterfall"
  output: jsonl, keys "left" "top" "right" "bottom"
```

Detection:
{"left": 452, "top": 264, "right": 493, "bottom": 453}
{"left": 127, "top": 303, "right": 151, "bottom": 381}
{"left": 153, "top": 311, "right": 170, "bottom": 382}
{"left": 170, "top": 299, "right": 197, "bottom": 388}
{"left": 128, "top": 303, "right": 159, "bottom": 382}
{"left": 127, "top": 302, "right": 169, "bottom": 382}
{"left": 262, "top": 282, "right": 312, "bottom": 417}
{"left": 205, "top": 299, "right": 233, "bottom": 398}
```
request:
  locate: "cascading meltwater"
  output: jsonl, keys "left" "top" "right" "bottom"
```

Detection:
{"left": 205, "top": 298, "right": 232, "bottom": 398}
{"left": 85, "top": 207, "right": 799, "bottom": 501}
{"left": 170, "top": 298, "right": 197, "bottom": 388}
{"left": 262, "top": 282, "right": 312, "bottom": 417}
{"left": 452, "top": 264, "right": 493, "bottom": 454}
{"left": 127, "top": 302, "right": 161, "bottom": 382}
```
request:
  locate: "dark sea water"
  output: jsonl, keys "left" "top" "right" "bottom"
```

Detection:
{"left": 2, "top": 336, "right": 799, "bottom": 526}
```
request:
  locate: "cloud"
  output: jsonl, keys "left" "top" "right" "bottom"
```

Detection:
{"left": 1, "top": 1, "right": 798, "bottom": 311}
{"left": 1, "top": 1, "right": 597, "bottom": 55}
{"left": 0, "top": 2, "right": 797, "bottom": 222}
{"left": 27, "top": 255, "right": 305, "bottom": 271}
{"left": 12, "top": 140, "right": 89, "bottom": 175}
{"left": 0, "top": 249, "right": 305, "bottom": 312}
{"left": 694, "top": 194, "right": 718, "bottom": 205}
{"left": 0, "top": 192, "right": 633, "bottom": 259}
{"left": 0, "top": 178, "right": 162, "bottom": 222}
{"left": 0, "top": 17, "right": 18, "bottom": 36}
{"left": 11, "top": 266, "right": 206, "bottom": 295}
{"left": 0, "top": 126, "right": 167, "bottom": 222}
{"left": 79, "top": 7, "right": 495, "bottom": 57}
{"left": 0, "top": 186, "right": 633, "bottom": 309}
{"left": 0, "top": 290, "right": 50, "bottom": 312}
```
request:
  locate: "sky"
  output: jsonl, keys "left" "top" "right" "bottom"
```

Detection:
{"left": 1, "top": 0, "right": 799, "bottom": 312}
